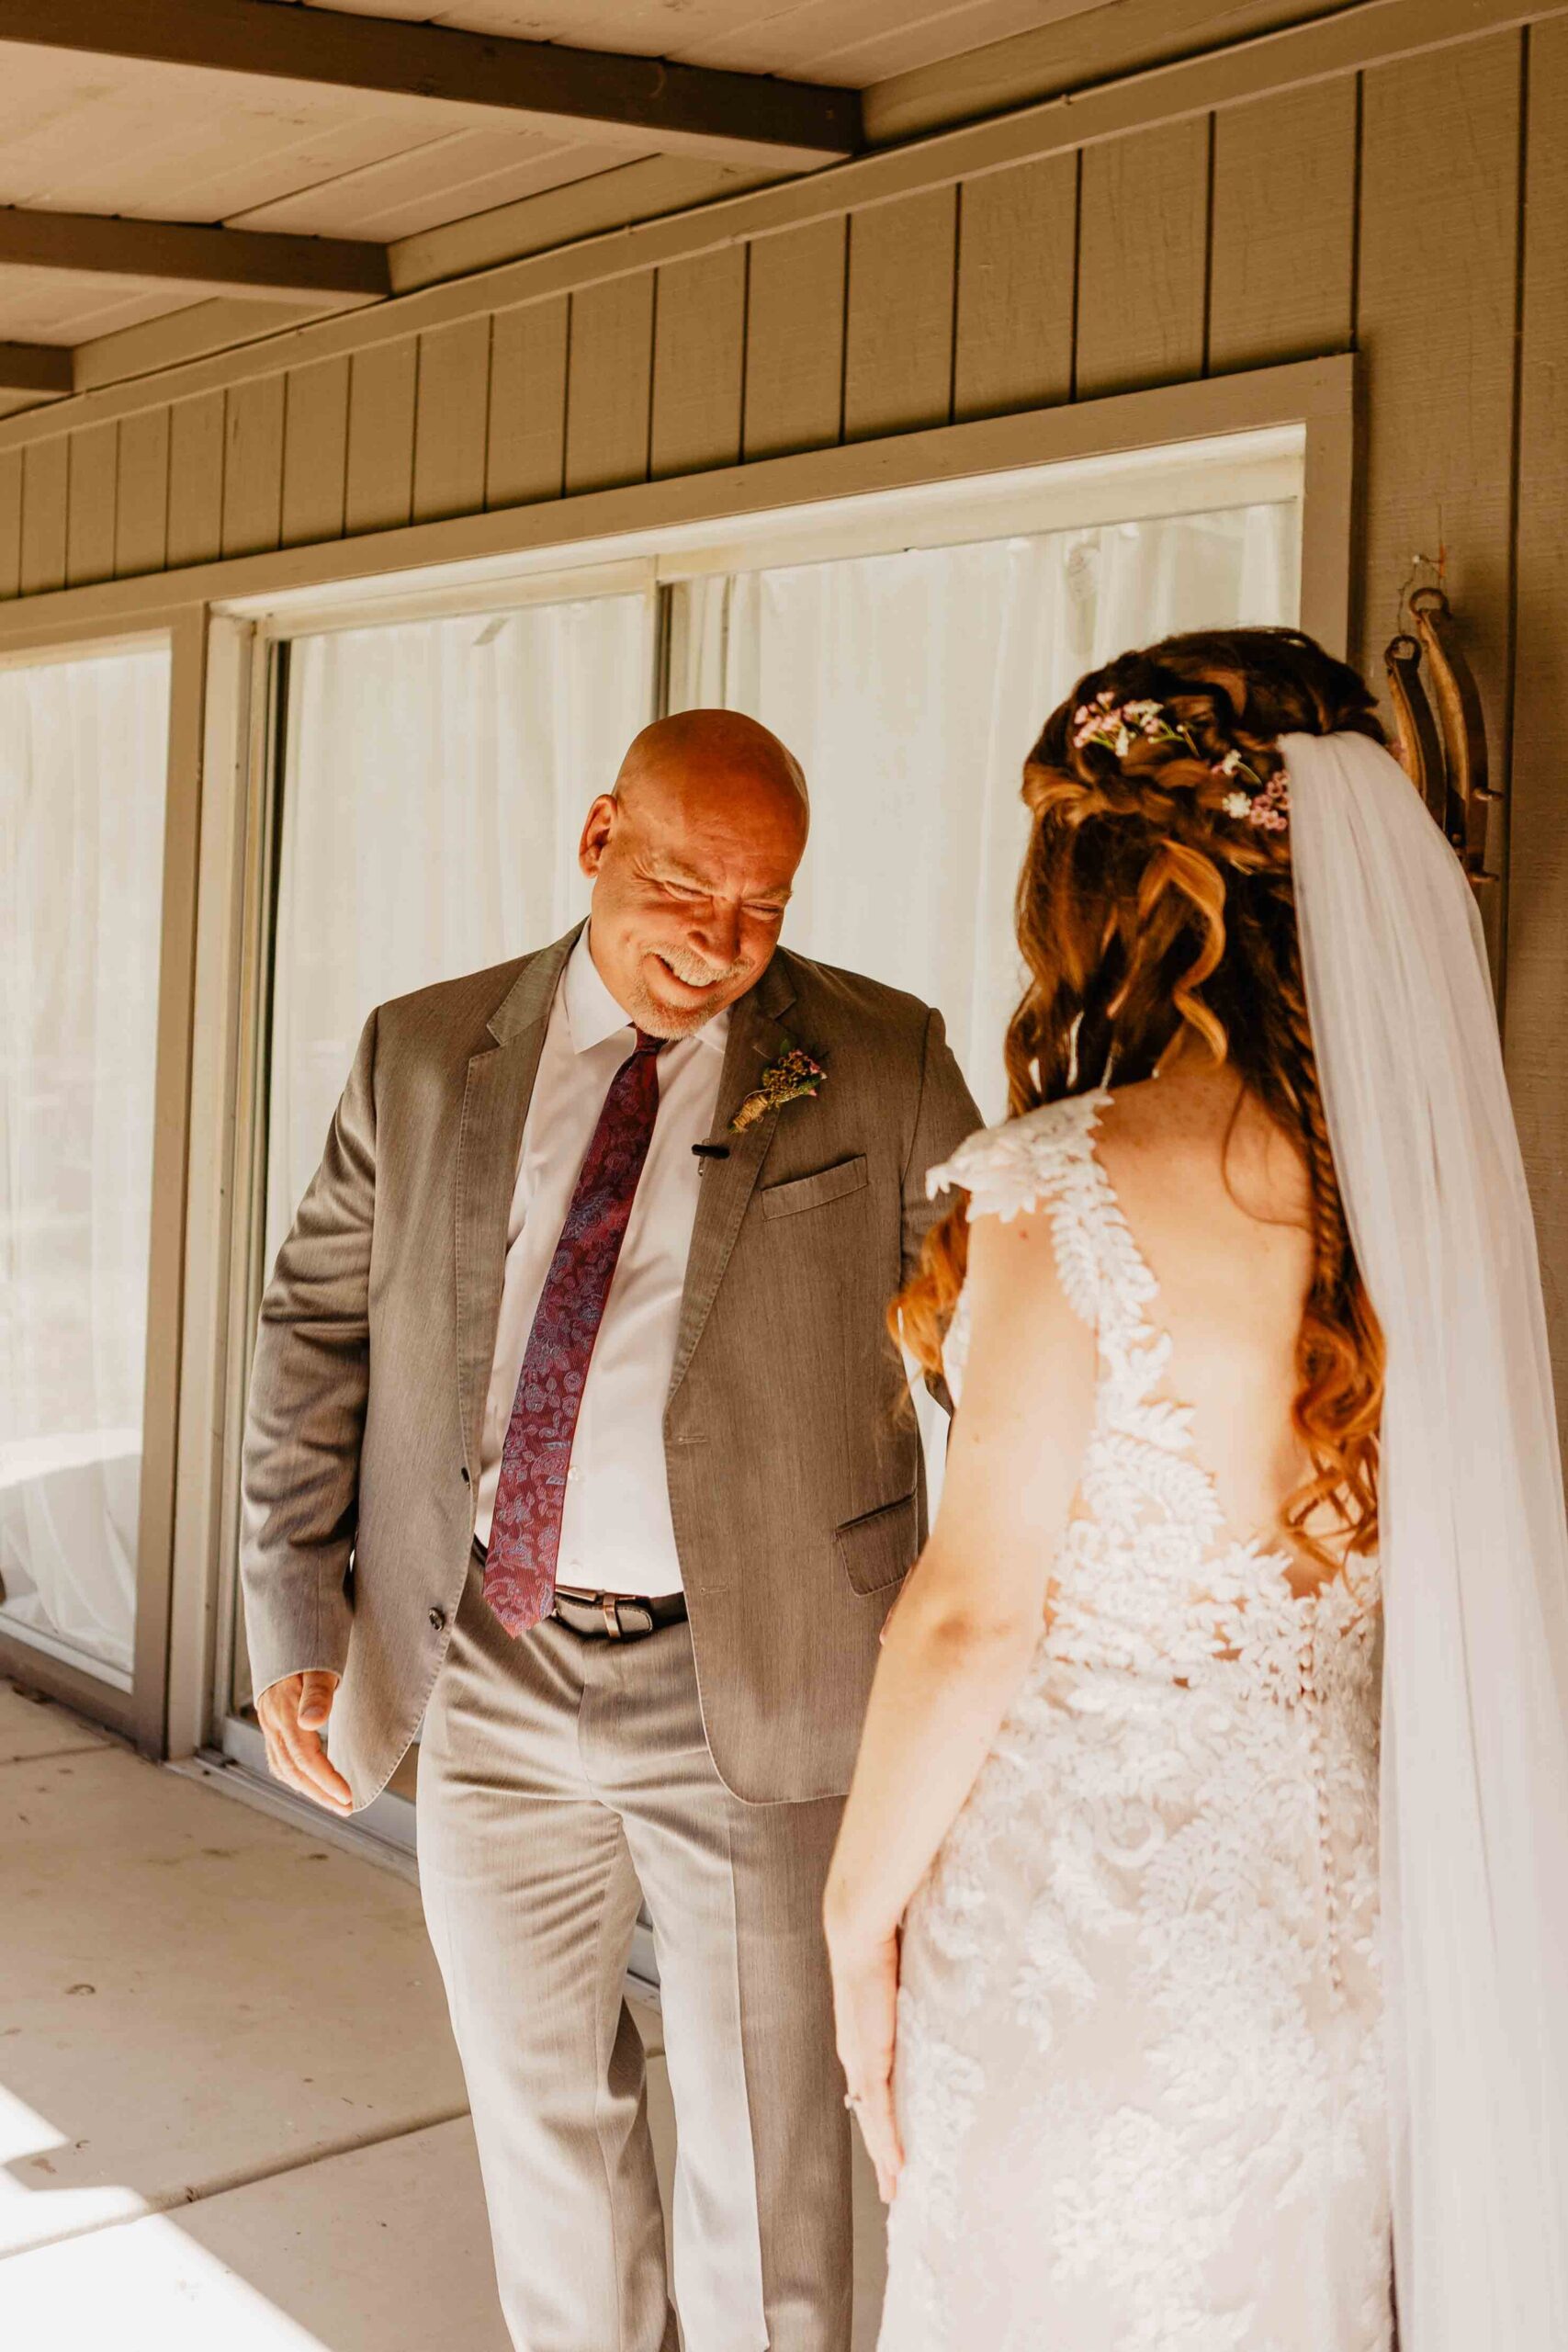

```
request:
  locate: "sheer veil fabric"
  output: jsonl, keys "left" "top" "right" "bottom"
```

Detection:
{"left": 1285, "top": 730, "right": 1568, "bottom": 2346}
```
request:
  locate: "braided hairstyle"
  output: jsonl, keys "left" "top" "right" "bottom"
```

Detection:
{"left": 895, "top": 626, "right": 1386, "bottom": 1575}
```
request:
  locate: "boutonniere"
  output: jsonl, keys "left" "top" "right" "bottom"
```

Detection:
{"left": 730, "top": 1041, "right": 827, "bottom": 1134}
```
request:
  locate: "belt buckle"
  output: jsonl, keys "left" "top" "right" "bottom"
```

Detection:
{"left": 557, "top": 1587, "right": 655, "bottom": 1640}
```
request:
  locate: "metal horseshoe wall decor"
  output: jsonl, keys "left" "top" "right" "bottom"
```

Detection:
{"left": 1382, "top": 579, "right": 1503, "bottom": 947}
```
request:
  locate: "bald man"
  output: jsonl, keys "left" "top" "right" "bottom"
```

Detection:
{"left": 240, "top": 710, "right": 980, "bottom": 2352}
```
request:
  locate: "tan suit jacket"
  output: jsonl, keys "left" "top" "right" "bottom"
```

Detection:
{"left": 241, "top": 926, "right": 980, "bottom": 1806}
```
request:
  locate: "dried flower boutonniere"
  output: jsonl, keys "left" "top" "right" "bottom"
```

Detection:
{"left": 730, "top": 1041, "right": 827, "bottom": 1134}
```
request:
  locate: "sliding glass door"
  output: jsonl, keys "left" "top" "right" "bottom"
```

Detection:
{"left": 225, "top": 588, "right": 658, "bottom": 1746}
{"left": 0, "top": 643, "right": 173, "bottom": 1695}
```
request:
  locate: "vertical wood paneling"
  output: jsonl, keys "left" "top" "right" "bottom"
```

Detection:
{"left": 742, "top": 217, "right": 847, "bottom": 462}
{"left": 412, "top": 316, "right": 491, "bottom": 523}
{"left": 650, "top": 246, "right": 746, "bottom": 480}
{"left": 564, "top": 275, "right": 655, "bottom": 496}
{"left": 1075, "top": 119, "right": 1211, "bottom": 398}
{"left": 953, "top": 153, "right": 1077, "bottom": 422}
{"left": 487, "top": 297, "right": 568, "bottom": 508}
{"left": 19, "top": 436, "right": 67, "bottom": 595}
{"left": 65, "top": 420, "right": 117, "bottom": 587}
{"left": 344, "top": 339, "right": 417, "bottom": 536}
{"left": 1208, "top": 80, "right": 1358, "bottom": 372}
{"left": 843, "top": 187, "right": 958, "bottom": 442}
{"left": 221, "top": 376, "right": 285, "bottom": 559}
{"left": 1357, "top": 39, "right": 1521, "bottom": 707}
{"left": 165, "top": 391, "right": 225, "bottom": 570}
{"left": 486, "top": 297, "right": 568, "bottom": 508}
{"left": 0, "top": 449, "right": 20, "bottom": 599}
{"left": 114, "top": 407, "right": 169, "bottom": 576}
{"left": 1506, "top": 20, "right": 1568, "bottom": 1411}
{"left": 281, "top": 356, "right": 349, "bottom": 548}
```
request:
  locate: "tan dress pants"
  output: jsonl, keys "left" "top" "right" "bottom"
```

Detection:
{"left": 417, "top": 1558, "right": 852, "bottom": 2352}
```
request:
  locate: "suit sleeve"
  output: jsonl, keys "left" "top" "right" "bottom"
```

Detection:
{"left": 239, "top": 1008, "right": 378, "bottom": 1699}
{"left": 900, "top": 1006, "right": 984, "bottom": 1411}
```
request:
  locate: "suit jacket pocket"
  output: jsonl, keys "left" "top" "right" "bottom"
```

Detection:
{"left": 835, "top": 1489, "right": 919, "bottom": 1595}
{"left": 761, "top": 1155, "right": 868, "bottom": 1219}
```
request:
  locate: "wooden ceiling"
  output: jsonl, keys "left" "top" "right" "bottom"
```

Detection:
{"left": 0, "top": 0, "right": 1337, "bottom": 416}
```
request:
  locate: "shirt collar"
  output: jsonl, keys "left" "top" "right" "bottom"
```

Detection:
{"left": 562, "top": 927, "right": 730, "bottom": 1057}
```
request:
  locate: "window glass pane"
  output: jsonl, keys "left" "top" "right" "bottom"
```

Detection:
{"left": 235, "top": 592, "right": 654, "bottom": 1713}
{"left": 265, "top": 594, "right": 654, "bottom": 1271}
{"left": 0, "top": 645, "right": 173, "bottom": 1686}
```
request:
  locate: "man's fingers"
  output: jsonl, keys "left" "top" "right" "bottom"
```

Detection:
{"left": 278, "top": 1717, "right": 354, "bottom": 1811}
{"left": 263, "top": 1719, "right": 324, "bottom": 1806}
{"left": 261, "top": 1726, "right": 324, "bottom": 1810}
{"left": 255, "top": 1674, "right": 350, "bottom": 1811}
{"left": 260, "top": 1693, "right": 353, "bottom": 1812}
{"left": 297, "top": 1670, "right": 338, "bottom": 1730}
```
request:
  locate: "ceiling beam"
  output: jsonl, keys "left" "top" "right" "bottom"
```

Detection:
{"left": 0, "top": 209, "right": 390, "bottom": 301}
{"left": 0, "top": 0, "right": 863, "bottom": 171}
{"left": 0, "top": 341, "right": 72, "bottom": 397}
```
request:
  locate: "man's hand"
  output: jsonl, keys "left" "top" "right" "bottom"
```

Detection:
{"left": 256, "top": 1671, "right": 352, "bottom": 1815}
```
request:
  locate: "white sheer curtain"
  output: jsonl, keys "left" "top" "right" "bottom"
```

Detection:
{"left": 265, "top": 593, "right": 655, "bottom": 1270}
{"left": 0, "top": 644, "right": 173, "bottom": 1683}
{"left": 670, "top": 501, "right": 1299, "bottom": 1491}
{"left": 670, "top": 503, "right": 1298, "bottom": 1118}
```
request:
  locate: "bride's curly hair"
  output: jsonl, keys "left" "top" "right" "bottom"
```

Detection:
{"left": 896, "top": 626, "right": 1386, "bottom": 1574}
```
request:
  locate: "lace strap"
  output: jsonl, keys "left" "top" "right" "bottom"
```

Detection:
{"left": 928, "top": 1091, "right": 1152, "bottom": 1335}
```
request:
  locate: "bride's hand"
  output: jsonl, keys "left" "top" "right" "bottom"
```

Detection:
{"left": 825, "top": 1919, "right": 904, "bottom": 2204}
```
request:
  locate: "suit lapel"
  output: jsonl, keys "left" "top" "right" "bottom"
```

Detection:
{"left": 454, "top": 924, "right": 581, "bottom": 1479}
{"left": 668, "top": 950, "right": 798, "bottom": 1404}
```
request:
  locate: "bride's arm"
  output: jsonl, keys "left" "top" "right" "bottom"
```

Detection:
{"left": 823, "top": 1199, "right": 1095, "bottom": 2198}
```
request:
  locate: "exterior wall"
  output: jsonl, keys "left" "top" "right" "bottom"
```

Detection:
{"left": 0, "top": 15, "right": 1564, "bottom": 1392}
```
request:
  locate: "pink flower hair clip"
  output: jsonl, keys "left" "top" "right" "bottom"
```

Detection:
{"left": 1070, "top": 691, "right": 1199, "bottom": 760}
{"left": 1214, "top": 748, "right": 1291, "bottom": 833}
{"left": 1070, "top": 688, "right": 1290, "bottom": 832}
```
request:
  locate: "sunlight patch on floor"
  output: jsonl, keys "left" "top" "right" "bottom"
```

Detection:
{"left": 0, "top": 2081, "right": 147, "bottom": 2245}
{"left": 0, "top": 2209, "right": 329, "bottom": 2349}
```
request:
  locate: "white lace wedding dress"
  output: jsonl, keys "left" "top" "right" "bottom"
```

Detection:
{"left": 881, "top": 1094, "right": 1391, "bottom": 2352}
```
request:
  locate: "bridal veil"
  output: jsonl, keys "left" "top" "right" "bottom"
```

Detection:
{"left": 1286, "top": 729, "right": 1568, "bottom": 2347}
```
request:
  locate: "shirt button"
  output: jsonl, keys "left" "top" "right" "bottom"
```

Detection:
{"left": 428, "top": 1606, "right": 446, "bottom": 1632}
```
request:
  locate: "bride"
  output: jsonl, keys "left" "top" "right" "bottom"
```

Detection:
{"left": 825, "top": 628, "right": 1568, "bottom": 2350}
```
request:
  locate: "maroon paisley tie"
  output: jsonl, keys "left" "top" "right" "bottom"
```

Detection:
{"left": 484, "top": 1029, "right": 664, "bottom": 1635}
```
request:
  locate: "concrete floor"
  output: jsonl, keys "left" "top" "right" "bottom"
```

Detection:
{"left": 0, "top": 1675, "right": 887, "bottom": 2350}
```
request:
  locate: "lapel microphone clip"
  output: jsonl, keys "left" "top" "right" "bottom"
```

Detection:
{"left": 692, "top": 1143, "right": 730, "bottom": 1160}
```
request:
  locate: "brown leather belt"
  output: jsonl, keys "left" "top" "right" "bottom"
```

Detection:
{"left": 471, "top": 1538, "right": 686, "bottom": 1642}
{"left": 554, "top": 1587, "right": 689, "bottom": 1642}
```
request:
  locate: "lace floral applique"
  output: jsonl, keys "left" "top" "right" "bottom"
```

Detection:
{"left": 886, "top": 1097, "right": 1389, "bottom": 2352}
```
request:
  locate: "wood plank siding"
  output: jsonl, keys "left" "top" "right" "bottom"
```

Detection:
{"left": 0, "top": 17, "right": 1562, "bottom": 1404}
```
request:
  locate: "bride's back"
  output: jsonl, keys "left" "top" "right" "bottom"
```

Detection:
{"left": 1092, "top": 1045, "right": 1318, "bottom": 1585}
{"left": 895, "top": 625, "right": 1386, "bottom": 1615}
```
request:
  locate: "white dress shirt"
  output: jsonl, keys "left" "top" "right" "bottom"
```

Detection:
{"left": 474, "top": 928, "right": 729, "bottom": 1596}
